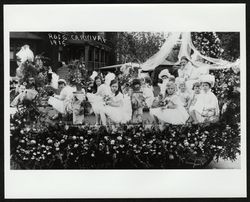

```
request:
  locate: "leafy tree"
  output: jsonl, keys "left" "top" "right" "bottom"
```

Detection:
{"left": 191, "top": 32, "right": 240, "bottom": 62}
{"left": 216, "top": 32, "right": 240, "bottom": 62}
{"left": 114, "top": 32, "right": 166, "bottom": 64}
{"left": 191, "top": 32, "right": 222, "bottom": 59}
{"left": 112, "top": 32, "right": 240, "bottom": 65}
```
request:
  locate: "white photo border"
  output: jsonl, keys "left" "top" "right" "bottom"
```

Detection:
{"left": 4, "top": 4, "right": 247, "bottom": 198}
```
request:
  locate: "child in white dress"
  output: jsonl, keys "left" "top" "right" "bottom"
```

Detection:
{"left": 87, "top": 73, "right": 115, "bottom": 125}
{"left": 187, "top": 82, "right": 202, "bottom": 123}
{"left": 177, "top": 56, "right": 194, "bottom": 81}
{"left": 176, "top": 79, "right": 190, "bottom": 108}
{"left": 72, "top": 84, "right": 86, "bottom": 124}
{"left": 100, "top": 79, "right": 132, "bottom": 125}
{"left": 158, "top": 69, "right": 172, "bottom": 97}
{"left": 189, "top": 75, "right": 220, "bottom": 123}
{"left": 150, "top": 82, "right": 189, "bottom": 125}
{"left": 142, "top": 77, "right": 154, "bottom": 108}
{"left": 48, "top": 79, "right": 76, "bottom": 118}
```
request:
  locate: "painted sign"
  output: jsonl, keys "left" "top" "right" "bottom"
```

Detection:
{"left": 48, "top": 33, "right": 106, "bottom": 46}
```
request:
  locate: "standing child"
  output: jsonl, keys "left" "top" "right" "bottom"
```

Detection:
{"left": 187, "top": 82, "right": 202, "bottom": 123}
{"left": 131, "top": 79, "right": 146, "bottom": 123}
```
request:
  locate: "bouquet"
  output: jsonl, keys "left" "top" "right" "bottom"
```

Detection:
{"left": 151, "top": 94, "right": 168, "bottom": 108}
{"left": 103, "top": 95, "right": 112, "bottom": 105}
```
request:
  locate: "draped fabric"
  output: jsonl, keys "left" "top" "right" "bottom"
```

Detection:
{"left": 141, "top": 32, "right": 240, "bottom": 72}
{"left": 141, "top": 32, "right": 181, "bottom": 71}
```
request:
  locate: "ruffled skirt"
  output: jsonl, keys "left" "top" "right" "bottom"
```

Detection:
{"left": 150, "top": 106, "right": 189, "bottom": 125}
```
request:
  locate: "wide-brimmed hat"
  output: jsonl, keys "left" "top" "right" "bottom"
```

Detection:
{"left": 200, "top": 74, "right": 215, "bottom": 87}
{"left": 58, "top": 79, "right": 67, "bottom": 85}
{"left": 158, "top": 69, "right": 171, "bottom": 79}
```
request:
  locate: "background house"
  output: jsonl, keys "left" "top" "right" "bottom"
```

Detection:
{"left": 10, "top": 32, "right": 117, "bottom": 76}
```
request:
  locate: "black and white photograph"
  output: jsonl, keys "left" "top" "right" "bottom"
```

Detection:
{"left": 9, "top": 31, "right": 241, "bottom": 169}
{"left": 4, "top": 3, "right": 246, "bottom": 199}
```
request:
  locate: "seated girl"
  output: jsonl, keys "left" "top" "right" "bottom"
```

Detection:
{"left": 188, "top": 75, "right": 219, "bottom": 124}
{"left": 100, "top": 79, "right": 132, "bottom": 126}
{"left": 48, "top": 79, "right": 76, "bottom": 119}
{"left": 150, "top": 82, "right": 189, "bottom": 125}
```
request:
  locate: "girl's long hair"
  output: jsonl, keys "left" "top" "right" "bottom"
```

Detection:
{"left": 92, "top": 76, "right": 103, "bottom": 93}
{"left": 110, "top": 79, "right": 121, "bottom": 96}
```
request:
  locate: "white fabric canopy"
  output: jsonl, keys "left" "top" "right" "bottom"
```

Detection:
{"left": 141, "top": 32, "right": 240, "bottom": 72}
{"left": 141, "top": 32, "right": 181, "bottom": 71}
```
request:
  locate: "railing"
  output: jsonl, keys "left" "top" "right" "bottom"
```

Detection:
{"left": 85, "top": 61, "right": 106, "bottom": 70}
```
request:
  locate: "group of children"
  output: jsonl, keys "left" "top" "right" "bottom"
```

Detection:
{"left": 10, "top": 51, "right": 220, "bottom": 126}
{"left": 83, "top": 69, "right": 219, "bottom": 125}
{"left": 151, "top": 75, "right": 219, "bottom": 125}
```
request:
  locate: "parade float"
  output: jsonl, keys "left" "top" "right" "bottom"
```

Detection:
{"left": 9, "top": 32, "right": 241, "bottom": 169}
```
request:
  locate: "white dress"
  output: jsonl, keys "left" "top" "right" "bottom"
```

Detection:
{"left": 192, "top": 90, "right": 220, "bottom": 123}
{"left": 86, "top": 84, "right": 112, "bottom": 114}
{"left": 142, "top": 85, "right": 155, "bottom": 108}
{"left": 100, "top": 92, "right": 132, "bottom": 124}
{"left": 176, "top": 90, "right": 190, "bottom": 107}
{"left": 177, "top": 62, "right": 200, "bottom": 91}
{"left": 48, "top": 85, "right": 76, "bottom": 114}
{"left": 150, "top": 94, "right": 189, "bottom": 124}
{"left": 188, "top": 92, "right": 203, "bottom": 113}
{"left": 72, "top": 91, "right": 86, "bottom": 124}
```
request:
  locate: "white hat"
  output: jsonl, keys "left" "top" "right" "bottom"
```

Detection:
{"left": 200, "top": 74, "right": 215, "bottom": 87}
{"left": 58, "top": 79, "right": 67, "bottom": 85}
{"left": 105, "top": 72, "right": 116, "bottom": 85}
{"left": 158, "top": 69, "right": 171, "bottom": 79}
{"left": 90, "top": 71, "right": 98, "bottom": 80}
{"left": 175, "top": 77, "right": 185, "bottom": 84}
